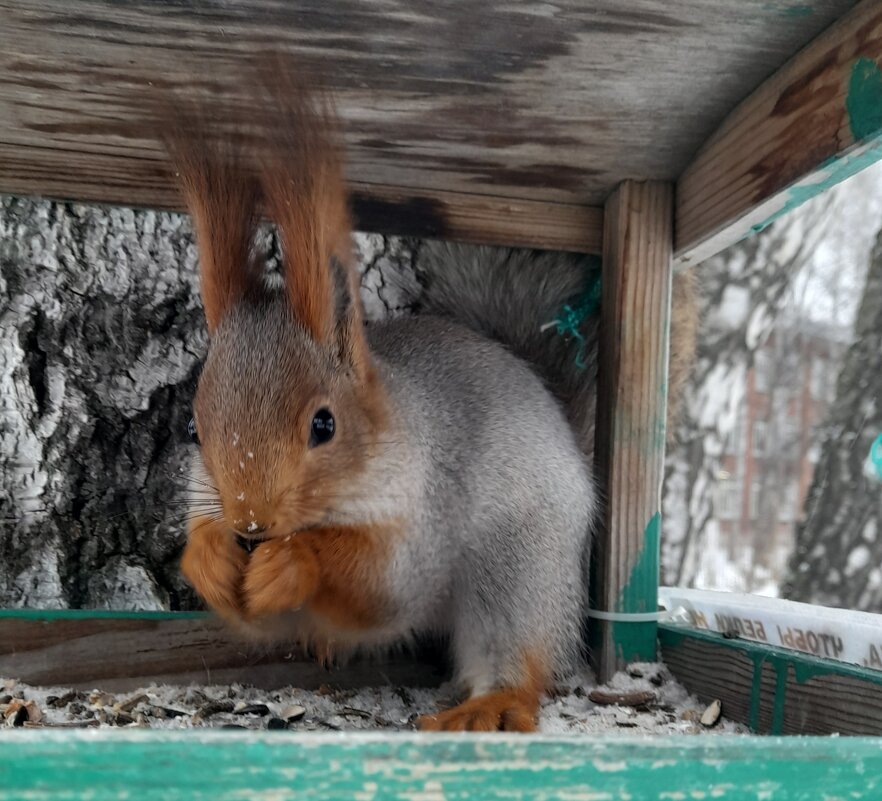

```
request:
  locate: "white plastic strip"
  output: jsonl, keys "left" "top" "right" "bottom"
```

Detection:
{"left": 584, "top": 608, "right": 666, "bottom": 622}
{"left": 659, "top": 586, "right": 882, "bottom": 672}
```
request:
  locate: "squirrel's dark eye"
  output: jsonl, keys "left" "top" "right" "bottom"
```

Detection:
{"left": 187, "top": 417, "right": 200, "bottom": 446}
{"left": 310, "top": 408, "right": 335, "bottom": 447}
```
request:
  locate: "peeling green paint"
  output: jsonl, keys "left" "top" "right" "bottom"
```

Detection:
{"left": 5, "top": 730, "right": 882, "bottom": 800}
{"left": 762, "top": 2, "right": 814, "bottom": 16}
{"left": 847, "top": 57, "right": 882, "bottom": 141}
{"left": 748, "top": 135, "right": 882, "bottom": 236}
{"left": 770, "top": 664, "right": 788, "bottom": 735}
{"left": 783, "top": 4, "right": 813, "bottom": 16}
{"left": 748, "top": 656, "right": 764, "bottom": 732}
{"left": 614, "top": 514, "right": 661, "bottom": 663}
{"left": 0, "top": 608, "right": 209, "bottom": 621}
{"left": 660, "top": 625, "right": 882, "bottom": 734}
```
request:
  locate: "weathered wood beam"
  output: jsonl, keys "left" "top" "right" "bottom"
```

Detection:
{"left": 592, "top": 181, "right": 673, "bottom": 681}
{"left": 0, "top": 611, "right": 445, "bottom": 692}
{"left": 0, "top": 140, "right": 603, "bottom": 252}
{"left": 660, "top": 625, "right": 882, "bottom": 736}
{"left": 676, "top": 0, "right": 882, "bottom": 265}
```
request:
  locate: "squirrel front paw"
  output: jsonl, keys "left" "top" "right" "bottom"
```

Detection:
{"left": 242, "top": 536, "right": 320, "bottom": 619}
{"left": 180, "top": 516, "right": 248, "bottom": 622}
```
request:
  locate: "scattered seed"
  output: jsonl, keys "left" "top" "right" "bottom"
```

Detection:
{"left": 267, "top": 717, "right": 288, "bottom": 730}
{"left": 49, "top": 692, "right": 82, "bottom": 708}
{"left": 588, "top": 690, "right": 657, "bottom": 708}
{"left": 195, "top": 699, "right": 235, "bottom": 721}
{"left": 627, "top": 668, "right": 644, "bottom": 679}
{"left": 235, "top": 704, "right": 270, "bottom": 717}
{"left": 649, "top": 674, "right": 664, "bottom": 687}
{"left": 115, "top": 694, "right": 149, "bottom": 714}
{"left": 282, "top": 705, "right": 306, "bottom": 722}
{"left": 615, "top": 720, "right": 639, "bottom": 728}
{"left": 340, "top": 707, "right": 372, "bottom": 720}
{"left": 6, "top": 699, "right": 41, "bottom": 727}
{"left": 151, "top": 706, "right": 188, "bottom": 719}
{"left": 89, "top": 692, "right": 116, "bottom": 708}
{"left": 221, "top": 724, "right": 248, "bottom": 730}
{"left": 700, "top": 699, "right": 722, "bottom": 728}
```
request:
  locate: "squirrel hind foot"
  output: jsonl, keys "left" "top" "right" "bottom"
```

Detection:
{"left": 416, "top": 687, "right": 540, "bottom": 733}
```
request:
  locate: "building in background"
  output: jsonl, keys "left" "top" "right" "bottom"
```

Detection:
{"left": 713, "top": 320, "right": 848, "bottom": 592}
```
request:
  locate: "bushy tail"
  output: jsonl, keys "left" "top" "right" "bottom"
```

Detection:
{"left": 416, "top": 243, "right": 602, "bottom": 454}
{"left": 416, "top": 243, "right": 697, "bottom": 455}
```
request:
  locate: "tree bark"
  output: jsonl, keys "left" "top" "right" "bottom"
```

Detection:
{"left": 784, "top": 231, "right": 882, "bottom": 610}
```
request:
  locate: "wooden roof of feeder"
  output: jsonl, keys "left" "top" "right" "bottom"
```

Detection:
{"left": 0, "top": 1, "right": 880, "bottom": 264}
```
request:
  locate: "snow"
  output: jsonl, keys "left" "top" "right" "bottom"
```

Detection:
{"left": 1, "top": 664, "right": 747, "bottom": 736}
{"left": 712, "top": 285, "right": 750, "bottom": 329}
{"left": 846, "top": 545, "right": 871, "bottom": 575}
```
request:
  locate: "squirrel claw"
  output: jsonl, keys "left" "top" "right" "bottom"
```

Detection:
{"left": 416, "top": 690, "right": 539, "bottom": 733}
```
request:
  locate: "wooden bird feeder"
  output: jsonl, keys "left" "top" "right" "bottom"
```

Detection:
{"left": 3, "top": 0, "right": 882, "bottom": 796}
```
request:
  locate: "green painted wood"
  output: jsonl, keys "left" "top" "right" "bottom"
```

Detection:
{"left": 0, "top": 609, "right": 209, "bottom": 621}
{"left": 592, "top": 181, "right": 673, "bottom": 681}
{"left": 2, "top": 731, "right": 882, "bottom": 800}
{"left": 660, "top": 624, "right": 882, "bottom": 735}
{"left": 659, "top": 624, "right": 882, "bottom": 690}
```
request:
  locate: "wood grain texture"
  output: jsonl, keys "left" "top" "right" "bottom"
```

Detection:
{"left": 592, "top": 181, "right": 673, "bottom": 682}
{"left": 0, "top": 614, "right": 445, "bottom": 691}
{"left": 0, "top": 0, "right": 855, "bottom": 250}
{"left": 677, "top": 0, "right": 882, "bottom": 264}
{"left": 660, "top": 625, "right": 882, "bottom": 735}
{"left": 5, "top": 730, "right": 882, "bottom": 800}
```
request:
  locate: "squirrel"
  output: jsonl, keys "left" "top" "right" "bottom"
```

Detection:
{"left": 162, "top": 61, "right": 696, "bottom": 733}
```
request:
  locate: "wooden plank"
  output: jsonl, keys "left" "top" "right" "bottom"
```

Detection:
{"left": 659, "top": 624, "right": 882, "bottom": 735}
{"left": 591, "top": 181, "right": 673, "bottom": 681}
{"left": 0, "top": 139, "right": 604, "bottom": 251}
{"left": 676, "top": 0, "right": 882, "bottom": 265}
{"left": 0, "top": 611, "right": 445, "bottom": 691}
{"left": 0, "top": 1, "right": 855, "bottom": 249}
{"left": 5, "top": 730, "right": 882, "bottom": 800}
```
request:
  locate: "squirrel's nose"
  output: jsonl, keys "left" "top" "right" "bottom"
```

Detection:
{"left": 232, "top": 522, "right": 270, "bottom": 536}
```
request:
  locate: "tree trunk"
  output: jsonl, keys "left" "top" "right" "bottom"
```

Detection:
{"left": 784, "top": 231, "right": 882, "bottom": 610}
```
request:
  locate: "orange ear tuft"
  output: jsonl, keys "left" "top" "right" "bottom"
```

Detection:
{"left": 252, "top": 58, "right": 354, "bottom": 344}
{"left": 161, "top": 105, "right": 260, "bottom": 334}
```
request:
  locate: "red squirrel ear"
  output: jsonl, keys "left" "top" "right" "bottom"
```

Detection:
{"left": 162, "top": 108, "right": 260, "bottom": 335}
{"left": 253, "top": 58, "right": 354, "bottom": 345}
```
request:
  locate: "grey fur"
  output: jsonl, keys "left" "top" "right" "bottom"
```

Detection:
{"left": 193, "top": 244, "right": 600, "bottom": 695}
{"left": 415, "top": 242, "right": 601, "bottom": 454}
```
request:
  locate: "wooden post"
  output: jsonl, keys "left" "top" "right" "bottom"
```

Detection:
{"left": 591, "top": 180, "right": 673, "bottom": 682}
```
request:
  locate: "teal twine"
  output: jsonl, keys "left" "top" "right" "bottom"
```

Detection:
{"left": 546, "top": 270, "right": 601, "bottom": 369}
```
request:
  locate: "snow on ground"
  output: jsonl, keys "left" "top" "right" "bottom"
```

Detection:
{"left": 1, "top": 662, "right": 746, "bottom": 735}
